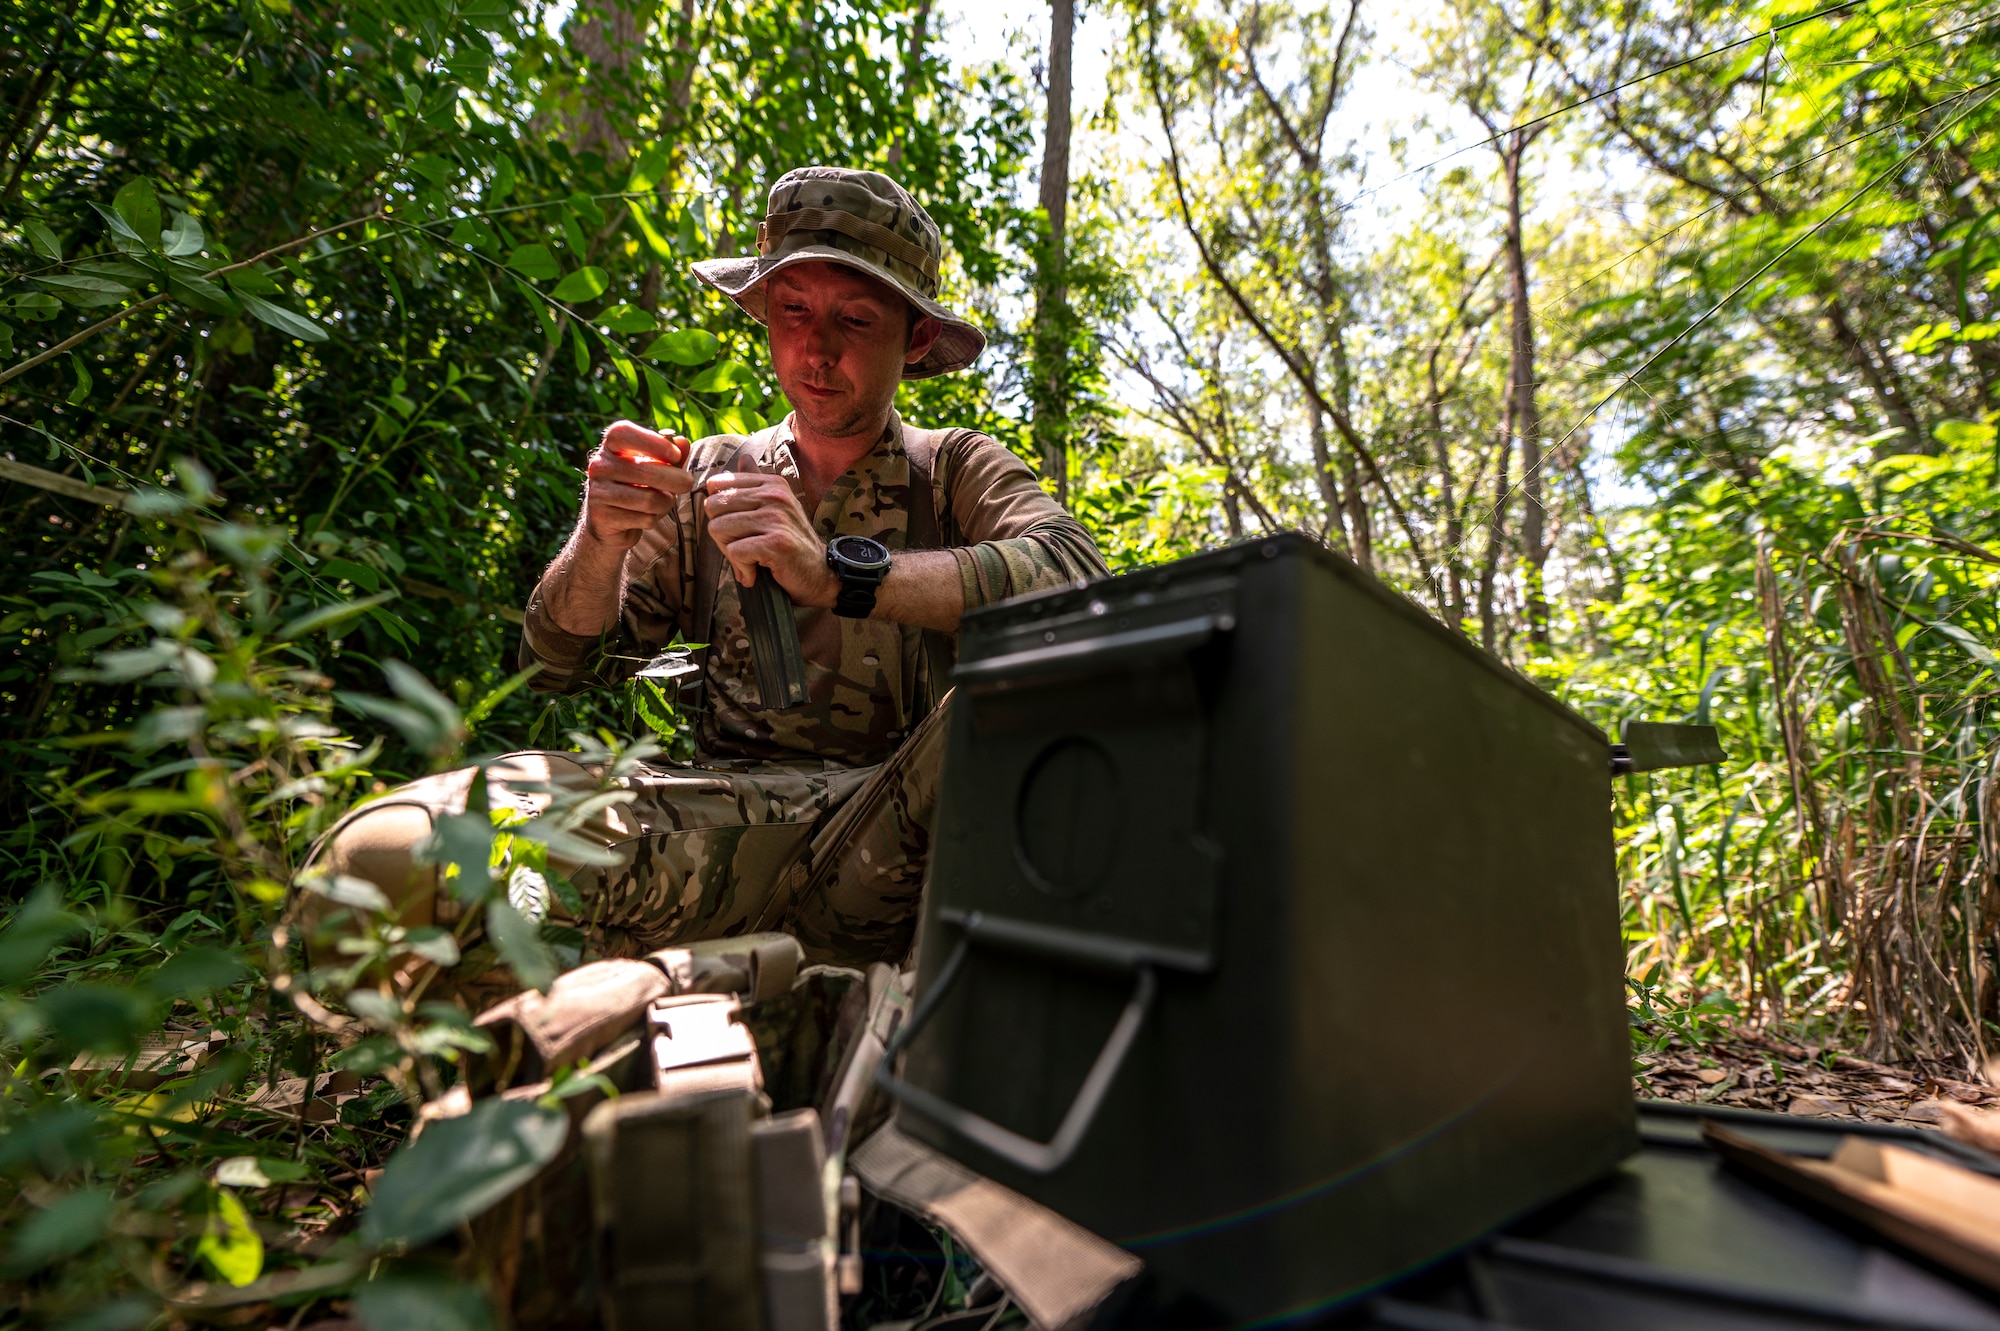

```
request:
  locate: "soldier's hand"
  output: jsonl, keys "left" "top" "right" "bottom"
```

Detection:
{"left": 581, "top": 421, "right": 693, "bottom": 551}
{"left": 703, "top": 472, "right": 841, "bottom": 608}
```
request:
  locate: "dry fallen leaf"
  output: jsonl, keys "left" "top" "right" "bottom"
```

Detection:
{"left": 1697, "top": 1068, "right": 1728, "bottom": 1085}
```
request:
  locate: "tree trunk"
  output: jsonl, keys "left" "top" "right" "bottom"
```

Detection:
{"left": 566, "top": 0, "right": 648, "bottom": 160}
{"left": 886, "top": 0, "right": 933, "bottom": 166}
{"left": 1031, "top": 0, "right": 1074, "bottom": 506}
{"left": 1500, "top": 131, "right": 1550, "bottom": 646}
{"left": 1427, "top": 343, "right": 1465, "bottom": 631}
{"left": 1306, "top": 407, "right": 1353, "bottom": 558}
{"left": 1822, "top": 298, "right": 1928, "bottom": 455}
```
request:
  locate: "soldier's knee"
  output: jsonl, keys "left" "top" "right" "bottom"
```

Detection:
{"left": 307, "top": 801, "right": 440, "bottom": 930}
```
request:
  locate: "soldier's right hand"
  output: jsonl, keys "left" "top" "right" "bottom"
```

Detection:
{"left": 582, "top": 421, "right": 693, "bottom": 550}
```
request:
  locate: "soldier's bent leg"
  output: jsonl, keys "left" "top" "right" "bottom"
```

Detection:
{"left": 301, "top": 751, "right": 626, "bottom": 949}
{"left": 784, "top": 694, "right": 953, "bottom": 968}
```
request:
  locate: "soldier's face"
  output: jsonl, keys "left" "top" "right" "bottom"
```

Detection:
{"left": 765, "top": 262, "right": 941, "bottom": 440}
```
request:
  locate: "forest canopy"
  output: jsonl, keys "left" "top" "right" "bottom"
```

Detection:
{"left": 2, "top": 0, "right": 1998, "bottom": 1322}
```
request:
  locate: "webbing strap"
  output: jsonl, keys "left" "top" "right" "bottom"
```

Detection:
{"left": 902, "top": 424, "right": 969, "bottom": 722}
{"left": 758, "top": 208, "right": 940, "bottom": 287}
{"left": 850, "top": 1123, "right": 1142, "bottom": 1331}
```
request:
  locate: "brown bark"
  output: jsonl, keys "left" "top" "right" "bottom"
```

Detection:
{"left": 886, "top": 0, "right": 933, "bottom": 167}
{"left": 1498, "top": 128, "right": 1550, "bottom": 645}
{"left": 1032, "top": 0, "right": 1075, "bottom": 506}
{"left": 565, "top": 0, "right": 647, "bottom": 161}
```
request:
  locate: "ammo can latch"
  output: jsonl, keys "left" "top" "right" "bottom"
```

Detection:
{"left": 1611, "top": 720, "right": 1726, "bottom": 776}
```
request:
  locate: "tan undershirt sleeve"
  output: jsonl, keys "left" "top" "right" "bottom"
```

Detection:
{"left": 941, "top": 435, "right": 1109, "bottom": 609}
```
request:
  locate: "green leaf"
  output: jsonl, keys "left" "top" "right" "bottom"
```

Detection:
{"left": 113, "top": 178, "right": 162, "bottom": 248}
{"left": 624, "top": 199, "right": 675, "bottom": 263}
{"left": 35, "top": 274, "right": 132, "bottom": 308}
{"left": 550, "top": 266, "right": 609, "bottom": 303}
{"left": 197, "top": 1188, "right": 263, "bottom": 1286}
{"left": 407, "top": 153, "right": 453, "bottom": 186}
{"left": 688, "top": 360, "right": 757, "bottom": 393}
{"left": 597, "top": 303, "right": 657, "bottom": 334}
{"left": 168, "top": 271, "right": 238, "bottom": 316}
{"left": 640, "top": 329, "right": 719, "bottom": 365}
{"left": 565, "top": 191, "right": 606, "bottom": 229}
{"left": 360, "top": 1098, "right": 568, "bottom": 1249}
{"left": 66, "top": 353, "right": 93, "bottom": 405}
{"left": 7, "top": 1187, "right": 113, "bottom": 1273}
{"left": 355, "top": 1272, "right": 497, "bottom": 1331}
{"left": 506, "top": 244, "right": 560, "bottom": 281}
{"left": 0, "top": 885, "right": 84, "bottom": 986}
{"left": 279, "top": 590, "right": 398, "bottom": 640}
{"left": 570, "top": 323, "right": 590, "bottom": 375}
{"left": 1933, "top": 419, "right": 1998, "bottom": 449}
{"left": 215, "top": 1156, "right": 310, "bottom": 1188}
{"left": 222, "top": 265, "right": 282, "bottom": 295}
{"left": 146, "top": 946, "right": 246, "bottom": 1001}
{"left": 401, "top": 928, "right": 461, "bottom": 966}
{"left": 417, "top": 810, "right": 494, "bottom": 905}
{"left": 239, "top": 291, "right": 328, "bottom": 343}
{"left": 162, "top": 212, "right": 204, "bottom": 257}
{"left": 1931, "top": 621, "right": 2000, "bottom": 671}
{"left": 626, "top": 143, "right": 672, "bottom": 194}
{"left": 486, "top": 900, "right": 557, "bottom": 992}
{"left": 22, "top": 219, "right": 61, "bottom": 261}
{"left": 487, "top": 154, "right": 517, "bottom": 205}
{"left": 33, "top": 983, "right": 155, "bottom": 1052}
{"left": 298, "top": 873, "right": 392, "bottom": 914}
{"left": 88, "top": 201, "right": 149, "bottom": 256}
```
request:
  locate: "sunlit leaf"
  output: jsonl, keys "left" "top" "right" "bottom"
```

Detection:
{"left": 239, "top": 291, "right": 327, "bottom": 343}
{"left": 359, "top": 1098, "right": 567, "bottom": 1249}
{"left": 550, "top": 266, "right": 609, "bottom": 303}
{"left": 486, "top": 900, "right": 556, "bottom": 992}
{"left": 640, "top": 329, "right": 719, "bottom": 365}
{"left": 22, "top": 219, "right": 62, "bottom": 261}
{"left": 196, "top": 1187, "right": 263, "bottom": 1286}
{"left": 113, "top": 177, "right": 163, "bottom": 248}
{"left": 506, "top": 244, "right": 560, "bottom": 281}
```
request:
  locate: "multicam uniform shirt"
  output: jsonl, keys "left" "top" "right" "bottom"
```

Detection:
{"left": 506, "top": 411, "right": 1107, "bottom": 965}
{"left": 520, "top": 411, "right": 1105, "bottom": 754}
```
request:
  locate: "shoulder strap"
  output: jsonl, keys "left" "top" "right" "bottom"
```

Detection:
{"left": 903, "top": 424, "right": 976, "bottom": 552}
{"left": 899, "top": 424, "right": 976, "bottom": 723}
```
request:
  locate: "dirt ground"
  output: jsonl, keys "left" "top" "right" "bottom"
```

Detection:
{"left": 1636, "top": 1027, "right": 2000, "bottom": 1128}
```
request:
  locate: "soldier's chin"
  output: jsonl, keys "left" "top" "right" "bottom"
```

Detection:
{"left": 788, "top": 395, "right": 875, "bottom": 440}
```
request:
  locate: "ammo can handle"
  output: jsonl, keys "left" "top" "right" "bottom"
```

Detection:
{"left": 874, "top": 920, "right": 1156, "bottom": 1176}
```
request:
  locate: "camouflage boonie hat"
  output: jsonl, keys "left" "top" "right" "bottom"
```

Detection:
{"left": 691, "top": 166, "right": 985, "bottom": 380}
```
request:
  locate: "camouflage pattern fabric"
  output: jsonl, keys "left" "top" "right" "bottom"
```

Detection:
{"left": 549, "top": 695, "right": 949, "bottom": 967}
{"left": 326, "top": 413, "right": 1104, "bottom": 975}
{"left": 520, "top": 411, "right": 1105, "bottom": 766}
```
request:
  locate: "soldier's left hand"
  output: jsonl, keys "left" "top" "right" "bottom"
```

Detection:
{"left": 702, "top": 472, "right": 841, "bottom": 608}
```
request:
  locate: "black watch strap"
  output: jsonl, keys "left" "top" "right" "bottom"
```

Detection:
{"left": 833, "top": 580, "right": 879, "bottom": 618}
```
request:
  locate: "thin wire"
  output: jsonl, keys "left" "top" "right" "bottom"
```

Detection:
{"left": 1332, "top": 0, "right": 1878, "bottom": 218}
{"left": 1541, "top": 76, "right": 2000, "bottom": 463}
{"left": 1410, "top": 72, "right": 2000, "bottom": 574}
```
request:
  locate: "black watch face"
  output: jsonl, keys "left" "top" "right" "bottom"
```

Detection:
{"left": 829, "top": 535, "right": 892, "bottom": 573}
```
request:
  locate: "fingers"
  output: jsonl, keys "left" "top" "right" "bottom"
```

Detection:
{"left": 588, "top": 453, "right": 695, "bottom": 494}
{"left": 600, "top": 419, "right": 687, "bottom": 466}
{"left": 701, "top": 472, "right": 796, "bottom": 521}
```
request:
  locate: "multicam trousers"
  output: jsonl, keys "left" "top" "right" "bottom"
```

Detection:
{"left": 309, "top": 698, "right": 950, "bottom": 984}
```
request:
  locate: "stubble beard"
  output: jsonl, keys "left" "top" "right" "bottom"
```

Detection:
{"left": 784, "top": 378, "right": 893, "bottom": 443}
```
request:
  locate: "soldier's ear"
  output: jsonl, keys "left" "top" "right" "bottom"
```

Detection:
{"left": 905, "top": 314, "right": 943, "bottom": 366}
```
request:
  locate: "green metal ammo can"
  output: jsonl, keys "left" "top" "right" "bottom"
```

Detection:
{"left": 879, "top": 534, "right": 1638, "bottom": 1325}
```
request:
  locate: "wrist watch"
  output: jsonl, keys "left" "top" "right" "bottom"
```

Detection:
{"left": 826, "top": 535, "right": 893, "bottom": 618}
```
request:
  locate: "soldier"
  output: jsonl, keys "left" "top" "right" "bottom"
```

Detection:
{"left": 311, "top": 166, "right": 1106, "bottom": 981}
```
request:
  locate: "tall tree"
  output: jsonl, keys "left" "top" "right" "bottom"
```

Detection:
{"left": 1033, "top": 0, "right": 1077, "bottom": 505}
